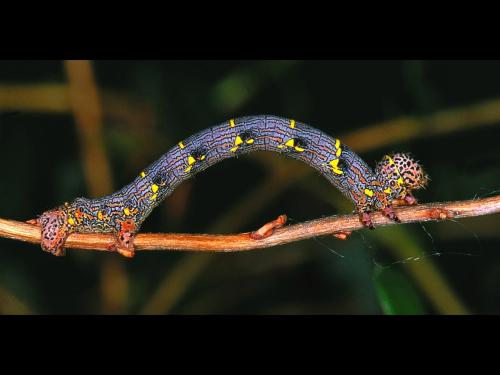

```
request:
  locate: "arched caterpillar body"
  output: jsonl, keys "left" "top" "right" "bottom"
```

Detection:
{"left": 39, "top": 115, "right": 428, "bottom": 257}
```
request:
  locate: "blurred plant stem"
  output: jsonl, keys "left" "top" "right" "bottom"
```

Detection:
{"left": 0, "top": 84, "right": 155, "bottom": 140}
{"left": 100, "top": 256, "right": 129, "bottom": 314}
{"left": 64, "top": 61, "right": 113, "bottom": 197}
{"left": 64, "top": 60, "right": 128, "bottom": 314}
{"left": 0, "top": 84, "right": 70, "bottom": 112}
{"left": 0, "top": 284, "right": 32, "bottom": 314}
{"left": 2, "top": 83, "right": 500, "bottom": 141}
{"left": 141, "top": 254, "right": 212, "bottom": 314}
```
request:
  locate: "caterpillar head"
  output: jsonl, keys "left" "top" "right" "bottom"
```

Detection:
{"left": 38, "top": 206, "right": 71, "bottom": 256}
{"left": 375, "top": 153, "right": 429, "bottom": 200}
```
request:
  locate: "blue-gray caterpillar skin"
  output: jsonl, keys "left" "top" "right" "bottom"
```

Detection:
{"left": 68, "top": 115, "right": 393, "bottom": 235}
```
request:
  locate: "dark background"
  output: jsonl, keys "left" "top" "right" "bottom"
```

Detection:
{"left": 0, "top": 60, "right": 499, "bottom": 314}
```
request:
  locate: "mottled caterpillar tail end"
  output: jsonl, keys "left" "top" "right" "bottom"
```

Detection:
{"left": 39, "top": 208, "right": 71, "bottom": 256}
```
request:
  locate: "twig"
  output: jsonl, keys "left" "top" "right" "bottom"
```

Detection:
{"left": 1, "top": 196, "right": 499, "bottom": 255}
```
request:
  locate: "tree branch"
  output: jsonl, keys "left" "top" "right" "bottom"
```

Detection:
{"left": 1, "top": 195, "right": 499, "bottom": 254}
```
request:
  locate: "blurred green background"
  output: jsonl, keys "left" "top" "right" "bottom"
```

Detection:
{"left": 0, "top": 60, "right": 499, "bottom": 314}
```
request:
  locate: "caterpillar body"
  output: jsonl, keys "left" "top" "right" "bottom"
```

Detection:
{"left": 38, "top": 115, "right": 428, "bottom": 257}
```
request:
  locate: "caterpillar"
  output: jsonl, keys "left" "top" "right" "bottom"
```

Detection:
{"left": 38, "top": 115, "right": 428, "bottom": 257}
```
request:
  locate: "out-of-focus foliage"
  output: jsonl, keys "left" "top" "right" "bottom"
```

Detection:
{"left": 374, "top": 267, "right": 427, "bottom": 314}
{"left": 0, "top": 60, "right": 499, "bottom": 314}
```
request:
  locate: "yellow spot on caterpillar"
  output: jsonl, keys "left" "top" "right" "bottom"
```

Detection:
{"left": 199, "top": 155, "right": 206, "bottom": 160}
{"left": 290, "top": 119, "right": 296, "bottom": 129}
{"left": 150, "top": 194, "right": 158, "bottom": 201}
{"left": 285, "top": 139, "right": 295, "bottom": 147}
{"left": 188, "top": 156, "right": 196, "bottom": 165}
{"left": 124, "top": 208, "right": 131, "bottom": 216}
{"left": 98, "top": 211, "right": 104, "bottom": 220}
{"left": 386, "top": 155, "right": 395, "bottom": 166}
{"left": 67, "top": 217, "right": 75, "bottom": 226}
{"left": 335, "top": 139, "right": 341, "bottom": 149}
{"left": 336, "top": 146, "right": 342, "bottom": 157}
{"left": 397, "top": 177, "right": 404, "bottom": 186}
{"left": 384, "top": 187, "right": 392, "bottom": 194}
{"left": 364, "top": 189, "right": 374, "bottom": 197}
{"left": 179, "top": 141, "right": 185, "bottom": 149}
{"left": 185, "top": 165, "right": 193, "bottom": 172}
{"left": 152, "top": 184, "right": 159, "bottom": 193}
{"left": 294, "top": 146, "right": 304, "bottom": 152}
{"left": 329, "top": 159, "right": 343, "bottom": 175}
{"left": 277, "top": 144, "right": 285, "bottom": 149}
{"left": 230, "top": 135, "right": 244, "bottom": 152}
{"left": 230, "top": 119, "right": 235, "bottom": 128}
{"left": 246, "top": 139, "right": 254, "bottom": 144}
{"left": 140, "top": 171, "right": 146, "bottom": 178}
